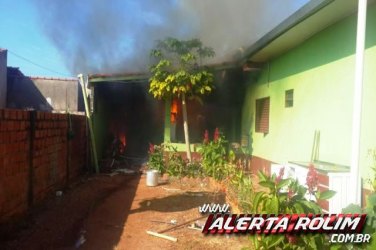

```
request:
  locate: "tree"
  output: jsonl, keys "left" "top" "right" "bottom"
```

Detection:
{"left": 149, "top": 37, "right": 215, "bottom": 161}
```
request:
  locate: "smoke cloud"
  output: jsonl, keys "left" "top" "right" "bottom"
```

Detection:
{"left": 33, "top": 0, "right": 307, "bottom": 75}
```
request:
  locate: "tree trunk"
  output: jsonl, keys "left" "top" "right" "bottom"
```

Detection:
{"left": 181, "top": 93, "right": 192, "bottom": 162}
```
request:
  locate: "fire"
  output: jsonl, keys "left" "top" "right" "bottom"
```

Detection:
{"left": 118, "top": 132, "right": 126, "bottom": 154}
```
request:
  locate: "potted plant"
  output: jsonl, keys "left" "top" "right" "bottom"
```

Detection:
{"left": 146, "top": 143, "right": 165, "bottom": 186}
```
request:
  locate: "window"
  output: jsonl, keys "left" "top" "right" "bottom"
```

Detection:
{"left": 285, "top": 89, "right": 294, "bottom": 107}
{"left": 255, "top": 97, "right": 270, "bottom": 133}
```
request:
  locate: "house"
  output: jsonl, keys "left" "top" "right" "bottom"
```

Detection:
{"left": 240, "top": 0, "right": 376, "bottom": 212}
{"left": 0, "top": 49, "right": 84, "bottom": 113}
{"left": 7, "top": 68, "right": 84, "bottom": 113}
{"left": 84, "top": 0, "right": 375, "bottom": 213}
{"left": 87, "top": 64, "right": 245, "bottom": 160}
{"left": 0, "top": 49, "right": 7, "bottom": 108}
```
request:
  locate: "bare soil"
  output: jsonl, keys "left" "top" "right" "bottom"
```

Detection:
{"left": 1, "top": 173, "right": 251, "bottom": 250}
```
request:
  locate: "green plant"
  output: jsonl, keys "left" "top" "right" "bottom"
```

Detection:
{"left": 199, "top": 128, "right": 228, "bottom": 180}
{"left": 164, "top": 144, "right": 186, "bottom": 177}
{"left": 251, "top": 167, "right": 336, "bottom": 249}
{"left": 151, "top": 143, "right": 204, "bottom": 179}
{"left": 147, "top": 143, "right": 166, "bottom": 174}
{"left": 340, "top": 149, "right": 376, "bottom": 250}
{"left": 224, "top": 161, "right": 254, "bottom": 212}
{"left": 149, "top": 37, "right": 215, "bottom": 161}
{"left": 367, "top": 149, "right": 376, "bottom": 192}
{"left": 185, "top": 160, "right": 204, "bottom": 178}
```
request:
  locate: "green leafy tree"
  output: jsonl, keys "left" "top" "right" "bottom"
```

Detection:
{"left": 149, "top": 37, "right": 215, "bottom": 161}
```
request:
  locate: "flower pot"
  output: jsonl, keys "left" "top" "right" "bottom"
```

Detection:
{"left": 146, "top": 170, "right": 159, "bottom": 186}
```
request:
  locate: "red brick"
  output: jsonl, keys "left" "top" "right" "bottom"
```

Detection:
{"left": 23, "top": 112, "right": 30, "bottom": 120}
{"left": 16, "top": 111, "right": 23, "bottom": 120}
{"left": 3, "top": 110, "right": 10, "bottom": 119}
{"left": 20, "top": 131, "right": 27, "bottom": 141}
{"left": 0, "top": 144, "right": 5, "bottom": 155}
{"left": 14, "top": 122, "right": 20, "bottom": 131}
{"left": 10, "top": 110, "right": 17, "bottom": 120}
{"left": 20, "top": 121, "right": 25, "bottom": 130}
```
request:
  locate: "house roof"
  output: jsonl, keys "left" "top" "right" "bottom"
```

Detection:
{"left": 88, "top": 72, "right": 150, "bottom": 84}
{"left": 7, "top": 67, "right": 77, "bottom": 81}
{"left": 88, "top": 61, "right": 239, "bottom": 84}
{"left": 242, "top": 0, "right": 375, "bottom": 63}
{"left": 29, "top": 76, "right": 77, "bottom": 81}
{"left": 88, "top": 0, "right": 374, "bottom": 82}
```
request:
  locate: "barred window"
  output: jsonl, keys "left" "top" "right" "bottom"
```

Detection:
{"left": 285, "top": 89, "right": 294, "bottom": 108}
{"left": 255, "top": 97, "right": 270, "bottom": 133}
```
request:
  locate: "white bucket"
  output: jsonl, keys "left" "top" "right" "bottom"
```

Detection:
{"left": 146, "top": 170, "right": 159, "bottom": 186}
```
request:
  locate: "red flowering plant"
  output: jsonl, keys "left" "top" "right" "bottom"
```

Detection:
{"left": 203, "top": 129, "right": 209, "bottom": 144}
{"left": 275, "top": 166, "right": 285, "bottom": 184}
{"left": 306, "top": 163, "right": 319, "bottom": 199}
{"left": 213, "top": 127, "right": 220, "bottom": 142}
{"left": 198, "top": 128, "right": 228, "bottom": 180}
{"left": 147, "top": 143, "right": 166, "bottom": 174}
{"left": 304, "top": 163, "right": 337, "bottom": 203}
{"left": 251, "top": 169, "right": 336, "bottom": 249}
{"left": 149, "top": 143, "right": 155, "bottom": 154}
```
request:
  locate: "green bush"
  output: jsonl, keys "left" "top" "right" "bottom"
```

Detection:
{"left": 148, "top": 143, "right": 203, "bottom": 178}
{"left": 147, "top": 143, "right": 166, "bottom": 174}
{"left": 251, "top": 167, "right": 336, "bottom": 249}
{"left": 199, "top": 128, "right": 229, "bottom": 180}
{"left": 340, "top": 149, "right": 376, "bottom": 250}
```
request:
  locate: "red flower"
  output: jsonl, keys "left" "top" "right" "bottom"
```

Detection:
{"left": 213, "top": 128, "right": 220, "bottom": 142}
{"left": 203, "top": 130, "right": 209, "bottom": 144}
{"left": 275, "top": 167, "right": 285, "bottom": 184}
{"left": 149, "top": 143, "right": 155, "bottom": 154}
{"left": 306, "top": 164, "right": 318, "bottom": 194}
{"left": 286, "top": 235, "right": 298, "bottom": 244}
{"left": 288, "top": 188, "right": 294, "bottom": 199}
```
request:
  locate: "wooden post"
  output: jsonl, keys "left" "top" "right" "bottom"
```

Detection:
{"left": 27, "top": 110, "right": 36, "bottom": 207}
{"left": 78, "top": 74, "right": 99, "bottom": 173}
{"left": 181, "top": 93, "right": 192, "bottom": 162}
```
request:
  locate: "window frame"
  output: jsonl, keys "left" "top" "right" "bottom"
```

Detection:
{"left": 285, "top": 89, "right": 294, "bottom": 108}
{"left": 255, "top": 97, "right": 270, "bottom": 134}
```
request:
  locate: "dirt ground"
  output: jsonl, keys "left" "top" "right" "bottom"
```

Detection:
{"left": 1, "top": 172, "right": 251, "bottom": 250}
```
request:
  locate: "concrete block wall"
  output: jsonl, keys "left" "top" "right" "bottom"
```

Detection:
{"left": 0, "top": 109, "right": 87, "bottom": 222}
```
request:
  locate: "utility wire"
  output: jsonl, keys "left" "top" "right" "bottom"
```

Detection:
{"left": 7, "top": 49, "right": 74, "bottom": 78}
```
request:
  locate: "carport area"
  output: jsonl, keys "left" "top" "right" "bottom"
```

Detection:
{"left": 89, "top": 74, "right": 165, "bottom": 165}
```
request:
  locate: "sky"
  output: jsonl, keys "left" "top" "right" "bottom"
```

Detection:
{"left": 0, "top": 0, "right": 72, "bottom": 77}
{"left": 0, "top": 0, "right": 308, "bottom": 78}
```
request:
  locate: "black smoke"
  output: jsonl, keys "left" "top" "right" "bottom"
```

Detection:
{"left": 33, "top": 0, "right": 307, "bottom": 74}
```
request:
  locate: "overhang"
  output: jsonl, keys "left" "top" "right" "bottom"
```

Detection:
{"left": 242, "top": 0, "right": 375, "bottom": 63}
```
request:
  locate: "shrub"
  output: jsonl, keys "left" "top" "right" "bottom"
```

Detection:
{"left": 251, "top": 167, "right": 336, "bottom": 249}
{"left": 147, "top": 143, "right": 166, "bottom": 174}
{"left": 341, "top": 149, "right": 376, "bottom": 250}
{"left": 164, "top": 143, "right": 186, "bottom": 177}
{"left": 147, "top": 143, "right": 203, "bottom": 179}
{"left": 199, "top": 128, "right": 229, "bottom": 180}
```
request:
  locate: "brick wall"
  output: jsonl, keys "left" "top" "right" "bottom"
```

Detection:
{"left": 0, "top": 109, "right": 87, "bottom": 223}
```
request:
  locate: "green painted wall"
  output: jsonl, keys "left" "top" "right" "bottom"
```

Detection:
{"left": 241, "top": 4, "right": 376, "bottom": 184}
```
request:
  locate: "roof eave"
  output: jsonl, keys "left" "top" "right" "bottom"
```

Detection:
{"left": 240, "top": 0, "right": 334, "bottom": 64}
